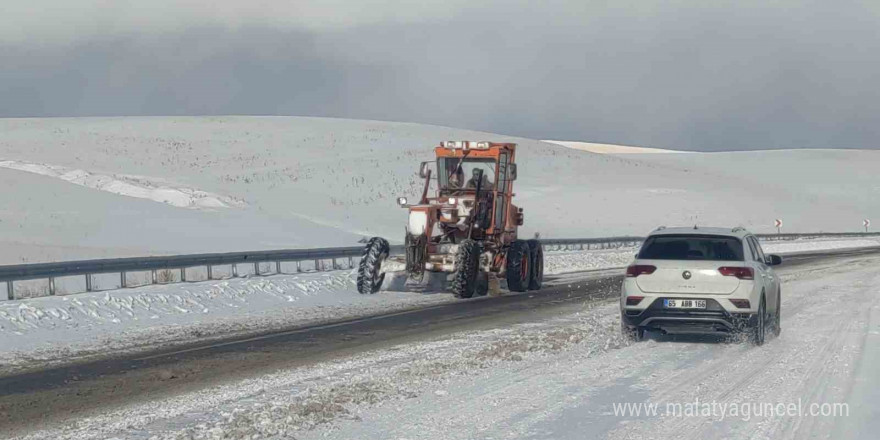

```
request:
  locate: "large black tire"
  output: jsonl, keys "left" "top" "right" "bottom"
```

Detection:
{"left": 621, "top": 319, "right": 645, "bottom": 342}
{"left": 526, "top": 239, "right": 544, "bottom": 290}
{"left": 356, "top": 237, "right": 389, "bottom": 294}
{"left": 752, "top": 294, "right": 766, "bottom": 346}
{"left": 452, "top": 239, "right": 481, "bottom": 298}
{"left": 506, "top": 240, "right": 532, "bottom": 292}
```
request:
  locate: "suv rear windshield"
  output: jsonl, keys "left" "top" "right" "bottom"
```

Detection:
{"left": 638, "top": 235, "right": 744, "bottom": 261}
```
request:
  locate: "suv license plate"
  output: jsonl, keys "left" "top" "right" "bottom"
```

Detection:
{"left": 664, "top": 299, "right": 707, "bottom": 309}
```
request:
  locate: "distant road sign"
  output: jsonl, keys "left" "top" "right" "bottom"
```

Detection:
{"left": 774, "top": 219, "right": 783, "bottom": 228}
{"left": 865, "top": 219, "right": 871, "bottom": 227}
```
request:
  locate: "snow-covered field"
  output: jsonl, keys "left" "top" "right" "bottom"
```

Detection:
{"left": 9, "top": 249, "right": 878, "bottom": 440}
{"left": 0, "top": 159, "right": 244, "bottom": 209}
{"left": 1, "top": 117, "right": 879, "bottom": 264}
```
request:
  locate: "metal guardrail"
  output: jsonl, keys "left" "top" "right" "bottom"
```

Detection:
{"left": 536, "top": 236, "right": 644, "bottom": 251}
{"left": 2, "top": 232, "right": 879, "bottom": 300}
{"left": 1, "top": 247, "right": 368, "bottom": 300}
{"left": 755, "top": 232, "right": 880, "bottom": 241}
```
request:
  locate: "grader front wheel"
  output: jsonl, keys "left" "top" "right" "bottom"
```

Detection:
{"left": 451, "top": 239, "right": 481, "bottom": 298}
{"left": 356, "top": 237, "right": 390, "bottom": 294}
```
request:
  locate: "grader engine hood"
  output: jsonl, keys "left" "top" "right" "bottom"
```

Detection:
{"left": 405, "top": 205, "right": 439, "bottom": 236}
{"left": 407, "top": 209, "right": 429, "bottom": 235}
{"left": 405, "top": 198, "right": 473, "bottom": 236}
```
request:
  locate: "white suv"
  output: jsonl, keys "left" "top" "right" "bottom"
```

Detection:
{"left": 620, "top": 226, "right": 782, "bottom": 345}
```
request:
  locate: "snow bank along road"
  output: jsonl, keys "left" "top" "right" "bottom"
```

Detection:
{"left": 1, "top": 247, "right": 878, "bottom": 439}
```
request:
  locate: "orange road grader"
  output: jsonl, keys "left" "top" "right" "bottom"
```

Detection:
{"left": 357, "top": 141, "right": 544, "bottom": 298}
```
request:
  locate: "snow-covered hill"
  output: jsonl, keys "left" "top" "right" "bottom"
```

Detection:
{"left": 0, "top": 116, "right": 878, "bottom": 264}
{"left": 543, "top": 140, "right": 683, "bottom": 154}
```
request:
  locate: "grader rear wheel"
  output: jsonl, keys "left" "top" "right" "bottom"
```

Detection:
{"left": 526, "top": 239, "right": 544, "bottom": 290}
{"left": 506, "top": 240, "right": 532, "bottom": 292}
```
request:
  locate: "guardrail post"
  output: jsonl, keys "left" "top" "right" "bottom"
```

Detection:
{"left": 232, "top": 264, "right": 238, "bottom": 277}
{"left": 207, "top": 265, "right": 213, "bottom": 280}
{"left": 49, "top": 277, "right": 56, "bottom": 296}
{"left": 7, "top": 281, "right": 13, "bottom": 300}
{"left": 315, "top": 259, "right": 321, "bottom": 271}
{"left": 151, "top": 270, "right": 158, "bottom": 284}
{"left": 348, "top": 256, "right": 354, "bottom": 268}
{"left": 121, "top": 272, "right": 127, "bottom": 288}
{"left": 254, "top": 262, "right": 260, "bottom": 276}
{"left": 85, "top": 274, "right": 93, "bottom": 292}
{"left": 180, "top": 268, "right": 186, "bottom": 282}
{"left": 296, "top": 261, "right": 302, "bottom": 273}
{"left": 276, "top": 261, "right": 281, "bottom": 274}
{"left": 332, "top": 258, "right": 338, "bottom": 270}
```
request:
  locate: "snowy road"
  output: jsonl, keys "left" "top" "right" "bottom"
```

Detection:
{"left": 1, "top": 248, "right": 878, "bottom": 439}
{"left": 309, "top": 250, "right": 880, "bottom": 440}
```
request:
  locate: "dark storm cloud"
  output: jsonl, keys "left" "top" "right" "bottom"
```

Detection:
{"left": 0, "top": 28, "right": 366, "bottom": 118}
{"left": 2, "top": 1, "right": 880, "bottom": 151}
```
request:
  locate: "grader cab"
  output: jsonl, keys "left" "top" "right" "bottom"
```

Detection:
{"left": 357, "top": 141, "right": 543, "bottom": 298}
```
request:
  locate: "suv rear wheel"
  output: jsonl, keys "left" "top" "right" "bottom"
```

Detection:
{"left": 752, "top": 294, "right": 766, "bottom": 346}
{"left": 772, "top": 289, "right": 782, "bottom": 337}
{"left": 621, "top": 320, "right": 645, "bottom": 342}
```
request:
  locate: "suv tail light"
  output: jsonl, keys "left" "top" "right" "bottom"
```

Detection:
{"left": 718, "top": 266, "right": 754, "bottom": 280}
{"left": 626, "top": 296, "right": 644, "bottom": 306}
{"left": 626, "top": 265, "right": 656, "bottom": 277}
{"left": 729, "top": 299, "right": 751, "bottom": 308}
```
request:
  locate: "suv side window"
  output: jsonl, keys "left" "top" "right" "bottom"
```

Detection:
{"left": 745, "top": 236, "right": 761, "bottom": 262}
{"left": 749, "top": 236, "right": 767, "bottom": 264}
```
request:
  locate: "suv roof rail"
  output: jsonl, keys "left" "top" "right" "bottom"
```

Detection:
{"left": 731, "top": 226, "right": 746, "bottom": 233}
{"left": 653, "top": 225, "right": 666, "bottom": 231}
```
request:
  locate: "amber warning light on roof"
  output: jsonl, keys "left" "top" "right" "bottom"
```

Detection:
{"left": 440, "top": 141, "right": 491, "bottom": 150}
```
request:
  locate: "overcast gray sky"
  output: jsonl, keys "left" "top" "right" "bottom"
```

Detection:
{"left": 2, "top": 0, "right": 880, "bottom": 151}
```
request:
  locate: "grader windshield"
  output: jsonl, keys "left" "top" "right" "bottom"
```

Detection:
{"left": 437, "top": 157, "right": 497, "bottom": 191}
